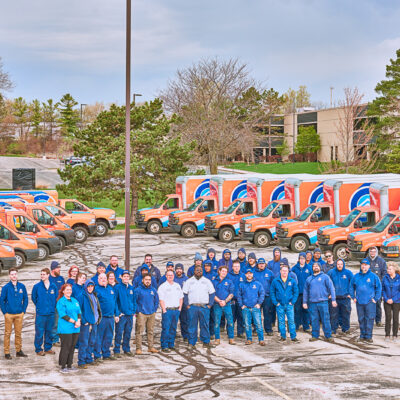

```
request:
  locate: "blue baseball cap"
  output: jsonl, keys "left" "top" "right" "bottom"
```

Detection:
{"left": 122, "top": 270, "right": 130, "bottom": 276}
{"left": 257, "top": 258, "right": 266, "bottom": 264}
{"left": 166, "top": 261, "right": 174, "bottom": 267}
{"left": 244, "top": 268, "right": 254, "bottom": 274}
{"left": 361, "top": 258, "right": 370, "bottom": 265}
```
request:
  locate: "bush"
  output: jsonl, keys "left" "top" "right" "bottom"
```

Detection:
{"left": 7, "top": 141, "right": 26, "bottom": 155}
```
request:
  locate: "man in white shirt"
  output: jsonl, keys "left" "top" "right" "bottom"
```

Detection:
{"left": 158, "top": 271, "right": 183, "bottom": 353}
{"left": 182, "top": 265, "right": 215, "bottom": 349}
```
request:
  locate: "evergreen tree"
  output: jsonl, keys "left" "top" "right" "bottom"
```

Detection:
{"left": 58, "top": 93, "right": 79, "bottom": 139}
{"left": 31, "top": 99, "right": 42, "bottom": 138}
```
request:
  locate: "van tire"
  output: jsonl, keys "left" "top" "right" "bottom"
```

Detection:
{"left": 74, "top": 226, "right": 89, "bottom": 243}
{"left": 333, "top": 243, "right": 348, "bottom": 260}
{"left": 58, "top": 236, "right": 66, "bottom": 250}
{"left": 254, "top": 231, "right": 272, "bottom": 248}
{"left": 290, "top": 236, "right": 310, "bottom": 252}
{"left": 147, "top": 220, "right": 162, "bottom": 234}
{"left": 219, "top": 227, "right": 235, "bottom": 242}
{"left": 181, "top": 223, "right": 196, "bottom": 238}
{"left": 95, "top": 221, "right": 109, "bottom": 237}
{"left": 15, "top": 251, "right": 25, "bottom": 269}
{"left": 37, "top": 244, "right": 50, "bottom": 261}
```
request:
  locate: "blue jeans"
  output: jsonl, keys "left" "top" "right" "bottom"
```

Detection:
{"left": 114, "top": 314, "right": 133, "bottom": 353}
{"left": 188, "top": 305, "right": 210, "bottom": 345}
{"left": 242, "top": 307, "right": 264, "bottom": 341}
{"left": 330, "top": 297, "right": 351, "bottom": 333}
{"left": 78, "top": 324, "right": 97, "bottom": 365}
{"left": 276, "top": 304, "right": 296, "bottom": 339}
{"left": 294, "top": 294, "right": 310, "bottom": 330}
{"left": 34, "top": 314, "right": 55, "bottom": 353}
{"left": 231, "top": 300, "right": 245, "bottom": 335}
{"left": 356, "top": 301, "right": 376, "bottom": 339}
{"left": 213, "top": 304, "right": 234, "bottom": 339}
{"left": 309, "top": 301, "right": 332, "bottom": 339}
{"left": 160, "top": 309, "right": 180, "bottom": 349}
{"left": 94, "top": 316, "right": 114, "bottom": 359}
{"left": 179, "top": 307, "right": 189, "bottom": 339}
{"left": 261, "top": 296, "right": 274, "bottom": 333}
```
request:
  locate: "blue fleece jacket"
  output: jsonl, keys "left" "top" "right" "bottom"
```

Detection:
{"left": 253, "top": 267, "right": 274, "bottom": 296}
{"left": 203, "top": 269, "right": 217, "bottom": 283}
{"left": 291, "top": 263, "right": 312, "bottom": 294}
{"left": 213, "top": 277, "right": 234, "bottom": 303}
{"left": 174, "top": 274, "right": 188, "bottom": 288}
{"left": 270, "top": 276, "right": 299, "bottom": 306}
{"left": 312, "top": 257, "right": 326, "bottom": 269}
{"left": 228, "top": 271, "right": 246, "bottom": 299}
{"left": 350, "top": 270, "right": 382, "bottom": 304}
{"left": 238, "top": 279, "right": 265, "bottom": 308}
{"left": 57, "top": 296, "right": 81, "bottom": 334}
{"left": 135, "top": 283, "right": 159, "bottom": 314}
{"left": 327, "top": 263, "right": 354, "bottom": 298}
{"left": 67, "top": 278, "right": 76, "bottom": 285}
{"left": 72, "top": 283, "right": 84, "bottom": 301}
{"left": 49, "top": 274, "right": 65, "bottom": 292}
{"left": 78, "top": 280, "right": 101, "bottom": 325}
{"left": 267, "top": 247, "right": 282, "bottom": 277}
{"left": 106, "top": 265, "right": 124, "bottom": 283}
{"left": 133, "top": 263, "right": 161, "bottom": 284}
{"left": 91, "top": 274, "right": 100, "bottom": 285}
{"left": 367, "top": 254, "right": 387, "bottom": 282}
{"left": 115, "top": 282, "right": 137, "bottom": 315}
{"left": 207, "top": 248, "right": 219, "bottom": 272}
{"left": 218, "top": 249, "right": 233, "bottom": 272}
{"left": 187, "top": 264, "right": 203, "bottom": 278}
{"left": 382, "top": 274, "right": 400, "bottom": 303}
{"left": 0, "top": 281, "right": 28, "bottom": 314}
{"left": 133, "top": 274, "right": 157, "bottom": 289}
{"left": 31, "top": 281, "right": 57, "bottom": 315}
{"left": 95, "top": 284, "right": 119, "bottom": 317}
{"left": 303, "top": 273, "right": 336, "bottom": 304}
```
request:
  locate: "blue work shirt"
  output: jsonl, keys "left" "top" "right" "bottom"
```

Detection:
{"left": 303, "top": 273, "right": 336, "bottom": 304}
{"left": 31, "top": 280, "right": 57, "bottom": 315}
{"left": 228, "top": 271, "right": 246, "bottom": 299}
{"left": 49, "top": 274, "right": 65, "bottom": 292}
{"left": 350, "top": 270, "right": 382, "bottom": 305}
{"left": 213, "top": 277, "right": 234, "bottom": 304}
{"left": 238, "top": 279, "right": 265, "bottom": 308}
{"left": 253, "top": 267, "right": 274, "bottom": 296}
{"left": 270, "top": 276, "right": 299, "bottom": 306}
{"left": 95, "top": 284, "right": 119, "bottom": 317}
{"left": 135, "top": 283, "right": 159, "bottom": 315}
{"left": 106, "top": 265, "right": 125, "bottom": 283}
{"left": 0, "top": 281, "right": 28, "bottom": 315}
{"left": 115, "top": 282, "right": 137, "bottom": 315}
{"left": 327, "top": 267, "right": 354, "bottom": 298}
{"left": 174, "top": 274, "right": 188, "bottom": 288}
{"left": 291, "top": 263, "right": 312, "bottom": 294}
{"left": 382, "top": 274, "right": 400, "bottom": 303}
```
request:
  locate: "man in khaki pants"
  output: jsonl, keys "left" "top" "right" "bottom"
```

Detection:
{"left": 0, "top": 268, "right": 29, "bottom": 360}
{"left": 135, "top": 274, "right": 159, "bottom": 355}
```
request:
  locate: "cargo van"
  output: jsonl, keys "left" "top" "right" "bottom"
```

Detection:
{"left": 0, "top": 240, "right": 17, "bottom": 272}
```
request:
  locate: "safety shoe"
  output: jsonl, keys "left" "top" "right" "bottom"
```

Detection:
{"left": 356, "top": 337, "right": 365, "bottom": 343}
{"left": 5, "top": 354, "right": 12, "bottom": 360}
{"left": 45, "top": 350, "right": 55, "bottom": 355}
{"left": 149, "top": 348, "right": 159, "bottom": 353}
{"left": 228, "top": 339, "right": 236, "bottom": 345}
{"left": 245, "top": 340, "right": 252, "bottom": 345}
{"left": 16, "top": 351, "right": 28, "bottom": 357}
{"left": 267, "top": 332, "right": 274, "bottom": 336}
{"left": 188, "top": 345, "right": 196, "bottom": 351}
{"left": 124, "top": 351, "right": 134, "bottom": 357}
{"left": 303, "top": 328, "right": 310, "bottom": 333}
{"left": 259, "top": 341, "right": 266, "bottom": 346}
{"left": 36, "top": 351, "right": 45, "bottom": 356}
{"left": 103, "top": 356, "right": 117, "bottom": 360}
{"left": 237, "top": 334, "right": 245, "bottom": 338}
{"left": 169, "top": 347, "right": 176, "bottom": 351}
{"left": 203, "top": 342, "right": 215, "bottom": 349}
{"left": 214, "top": 339, "right": 220, "bottom": 346}
{"left": 309, "top": 337, "right": 318, "bottom": 342}
{"left": 161, "top": 348, "right": 171, "bottom": 353}
{"left": 279, "top": 337, "right": 286, "bottom": 342}
{"left": 78, "top": 364, "right": 87, "bottom": 369}
{"left": 365, "top": 339, "right": 373, "bottom": 344}
{"left": 135, "top": 349, "right": 143, "bottom": 355}
{"left": 114, "top": 353, "right": 122, "bottom": 358}
{"left": 291, "top": 338, "right": 300, "bottom": 343}
{"left": 324, "top": 337, "right": 334, "bottom": 343}
{"left": 376, "top": 322, "right": 383, "bottom": 327}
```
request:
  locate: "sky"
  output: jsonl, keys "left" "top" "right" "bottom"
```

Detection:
{"left": 1, "top": 0, "right": 400, "bottom": 107}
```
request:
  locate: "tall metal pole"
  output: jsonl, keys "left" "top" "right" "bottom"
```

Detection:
{"left": 292, "top": 99, "right": 296, "bottom": 163}
{"left": 124, "top": 0, "right": 131, "bottom": 270}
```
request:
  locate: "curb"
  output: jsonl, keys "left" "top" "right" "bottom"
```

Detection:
{"left": 108, "top": 228, "right": 145, "bottom": 235}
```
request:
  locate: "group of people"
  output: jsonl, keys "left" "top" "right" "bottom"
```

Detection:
{"left": 0, "top": 246, "right": 399, "bottom": 373}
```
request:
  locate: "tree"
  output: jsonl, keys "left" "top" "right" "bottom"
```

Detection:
{"left": 276, "top": 139, "right": 289, "bottom": 158}
{"left": 295, "top": 125, "right": 320, "bottom": 159}
{"left": 58, "top": 93, "right": 79, "bottom": 139}
{"left": 42, "top": 99, "right": 59, "bottom": 141}
{"left": 58, "top": 99, "right": 194, "bottom": 222}
{"left": 161, "top": 57, "right": 261, "bottom": 173}
{"left": 0, "top": 57, "right": 13, "bottom": 94}
{"left": 283, "top": 85, "right": 311, "bottom": 112}
{"left": 31, "top": 99, "right": 42, "bottom": 138}
{"left": 368, "top": 49, "right": 400, "bottom": 151}
{"left": 335, "top": 87, "right": 377, "bottom": 173}
{"left": 12, "top": 97, "right": 30, "bottom": 140}
{"left": 385, "top": 143, "right": 400, "bottom": 173}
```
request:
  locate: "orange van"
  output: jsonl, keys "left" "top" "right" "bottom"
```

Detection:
{"left": 0, "top": 240, "right": 17, "bottom": 272}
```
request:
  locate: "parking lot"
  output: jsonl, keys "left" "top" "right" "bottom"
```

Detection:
{"left": 0, "top": 232, "right": 399, "bottom": 400}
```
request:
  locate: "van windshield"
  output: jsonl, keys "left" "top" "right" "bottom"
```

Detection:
{"left": 296, "top": 205, "right": 316, "bottom": 221}
{"left": 258, "top": 202, "right": 277, "bottom": 217}
{"left": 224, "top": 200, "right": 241, "bottom": 214}
{"left": 187, "top": 198, "right": 203, "bottom": 211}
{"left": 369, "top": 213, "right": 394, "bottom": 233}
{"left": 337, "top": 209, "right": 360, "bottom": 227}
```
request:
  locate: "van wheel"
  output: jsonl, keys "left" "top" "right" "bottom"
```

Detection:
{"left": 333, "top": 243, "right": 348, "bottom": 260}
{"left": 147, "top": 220, "right": 162, "bottom": 234}
{"left": 58, "top": 236, "right": 66, "bottom": 250}
{"left": 181, "top": 223, "right": 196, "bottom": 238}
{"left": 15, "top": 251, "right": 25, "bottom": 268}
{"left": 254, "top": 231, "right": 272, "bottom": 248}
{"left": 37, "top": 244, "right": 50, "bottom": 261}
{"left": 290, "top": 236, "right": 309, "bottom": 252}
{"left": 95, "top": 221, "right": 109, "bottom": 237}
{"left": 219, "top": 227, "right": 235, "bottom": 242}
{"left": 74, "top": 226, "right": 89, "bottom": 243}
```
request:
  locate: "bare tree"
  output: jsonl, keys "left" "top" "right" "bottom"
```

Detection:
{"left": 0, "top": 57, "right": 14, "bottom": 94}
{"left": 335, "top": 87, "right": 377, "bottom": 173}
{"left": 161, "top": 58, "right": 262, "bottom": 173}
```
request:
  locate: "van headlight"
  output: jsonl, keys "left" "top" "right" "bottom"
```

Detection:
{"left": 1, "top": 244, "right": 13, "bottom": 253}
{"left": 245, "top": 224, "right": 252, "bottom": 232}
{"left": 111, "top": 213, "right": 116, "bottom": 219}
{"left": 90, "top": 218, "right": 96, "bottom": 224}
{"left": 26, "top": 238, "right": 36, "bottom": 245}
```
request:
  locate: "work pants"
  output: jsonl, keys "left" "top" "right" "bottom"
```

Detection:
{"left": 94, "top": 316, "right": 114, "bottom": 359}
{"left": 384, "top": 302, "right": 400, "bottom": 337}
{"left": 34, "top": 314, "right": 54, "bottom": 353}
{"left": 136, "top": 312, "right": 156, "bottom": 350}
{"left": 242, "top": 307, "right": 264, "bottom": 342}
{"left": 294, "top": 294, "right": 310, "bottom": 330}
{"left": 179, "top": 307, "right": 189, "bottom": 339}
{"left": 330, "top": 297, "right": 351, "bottom": 333}
{"left": 4, "top": 312, "right": 24, "bottom": 354}
{"left": 231, "top": 300, "right": 244, "bottom": 335}
{"left": 276, "top": 304, "right": 296, "bottom": 339}
{"left": 213, "top": 304, "right": 234, "bottom": 339}
{"left": 59, "top": 333, "right": 79, "bottom": 368}
{"left": 114, "top": 314, "right": 134, "bottom": 353}
{"left": 309, "top": 301, "right": 332, "bottom": 339}
{"left": 78, "top": 323, "right": 97, "bottom": 365}
{"left": 188, "top": 305, "right": 210, "bottom": 345}
{"left": 160, "top": 309, "right": 180, "bottom": 349}
{"left": 356, "top": 301, "right": 376, "bottom": 339}
{"left": 261, "top": 295, "right": 274, "bottom": 333}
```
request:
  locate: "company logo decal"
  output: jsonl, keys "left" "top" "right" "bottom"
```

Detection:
{"left": 194, "top": 179, "right": 218, "bottom": 199}
{"left": 271, "top": 181, "right": 285, "bottom": 201}
{"left": 309, "top": 183, "right": 324, "bottom": 204}
{"left": 349, "top": 183, "right": 371, "bottom": 210}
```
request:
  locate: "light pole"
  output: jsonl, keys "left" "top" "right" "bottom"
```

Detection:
{"left": 292, "top": 99, "right": 296, "bottom": 163}
{"left": 125, "top": 0, "right": 132, "bottom": 270}
{"left": 133, "top": 93, "right": 142, "bottom": 106}
{"left": 80, "top": 103, "right": 87, "bottom": 130}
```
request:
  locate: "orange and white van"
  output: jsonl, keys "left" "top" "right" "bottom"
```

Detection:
{"left": 0, "top": 240, "right": 17, "bottom": 272}
{"left": 380, "top": 235, "right": 400, "bottom": 261}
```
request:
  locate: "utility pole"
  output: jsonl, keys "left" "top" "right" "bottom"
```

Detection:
{"left": 330, "top": 86, "right": 334, "bottom": 108}
{"left": 124, "top": 0, "right": 131, "bottom": 270}
{"left": 292, "top": 99, "right": 296, "bottom": 163}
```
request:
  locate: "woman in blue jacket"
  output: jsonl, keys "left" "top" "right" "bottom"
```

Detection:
{"left": 56, "top": 284, "right": 81, "bottom": 373}
{"left": 382, "top": 262, "right": 400, "bottom": 342}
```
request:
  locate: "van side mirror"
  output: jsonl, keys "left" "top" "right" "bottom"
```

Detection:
{"left": 272, "top": 211, "right": 279, "bottom": 219}
{"left": 310, "top": 215, "right": 318, "bottom": 223}
{"left": 33, "top": 225, "right": 39, "bottom": 233}
{"left": 389, "top": 224, "right": 398, "bottom": 235}
{"left": 354, "top": 220, "right": 362, "bottom": 229}
{"left": 50, "top": 217, "right": 56, "bottom": 225}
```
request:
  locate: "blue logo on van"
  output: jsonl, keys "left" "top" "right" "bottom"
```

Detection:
{"left": 309, "top": 183, "right": 324, "bottom": 204}
{"left": 349, "top": 183, "right": 371, "bottom": 210}
{"left": 231, "top": 180, "right": 248, "bottom": 201}
{"left": 270, "top": 181, "right": 285, "bottom": 201}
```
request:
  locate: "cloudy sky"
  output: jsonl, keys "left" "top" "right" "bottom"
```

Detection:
{"left": 1, "top": 0, "right": 399, "bottom": 106}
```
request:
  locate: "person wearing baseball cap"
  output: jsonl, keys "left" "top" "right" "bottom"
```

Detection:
{"left": 350, "top": 258, "right": 382, "bottom": 343}
{"left": 159, "top": 262, "right": 175, "bottom": 286}
{"left": 49, "top": 261, "right": 65, "bottom": 346}
{"left": 187, "top": 253, "right": 203, "bottom": 278}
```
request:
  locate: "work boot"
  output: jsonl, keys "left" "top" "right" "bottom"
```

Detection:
{"left": 124, "top": 351, "right": 134, "bottom": 357}
{"left": 228, "top": 339, "right": 236, "bottom": 345}
{"left": 135, "top": 349, "right": 143, "bottom": 355}
{"left": 356, "top": 337, "right": 365, "bottom": 343}
{"left": 114, "top": 353, "right": 122, "bottom": 359}
{"left": 149, "top": 348, "right": 159, "bottom": 353}
{"left": 210, "top": 336, "right": 215, "bottom": 341}
{"left": 376, "top": 322, "right": 383, "bottom": 327}
{"left": 93, "top": 358, "right": 103, "bottom": 364}
{"left": 365, "top": 339, "right": 373, "bottom": 344}
{"left": 245, "top": 340, "right": 252, "bottom": 345}
{"left": 103, "top": 356, "right": 117, "bottom": 360}
{"left": 183, "top": 338, "right": 188, "bottom": 343}
{"left": 324, "top": 337, "right": 334, "bottom": 343}
{"left": 5, "top": 354, "right": 12, "bottom": 360}
{"left": 237, "top": 334, "right": 245, "bottom": 338}
{"left": 16, "top": 351, "right": 28, "bottom": 357}
{"left": 259, "top": 341, "right": 266, "bottom": 346}
{"left": 267, "top": 332, "right": 273, "bottom": 336}
{"left": 78, "top": 364, "right": 87, "bottom": 369}
{"left": 161, "top": 348, "right": 171, "bottom": 353}
{"left": 309, "top": 337, "right": 318, "bottom": 342}
{"left": 291, "top": 338, "right": 300, "bottom": 343}
{"left": 188, "top": 344, "right": 196, "bottom": 351}
{"left": 169, "top": 347, "right": 176, "bottom": 351}
{"left": 36, "top": 351, "right": 45, "bottom": 356}
{"left": 45, "top": 350, "right": 55, "bottom": 355}
{"left": 214, "top": 339, "right": 220, "bottom": 346}
{"left": 203, "top": 342, "right": 215, "bottom": 349}
{"left": 303, "top": 328, "right": 310, "bottom": 333}
{"left": 279, "top": 337, "right": 286, "bottom": 342}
